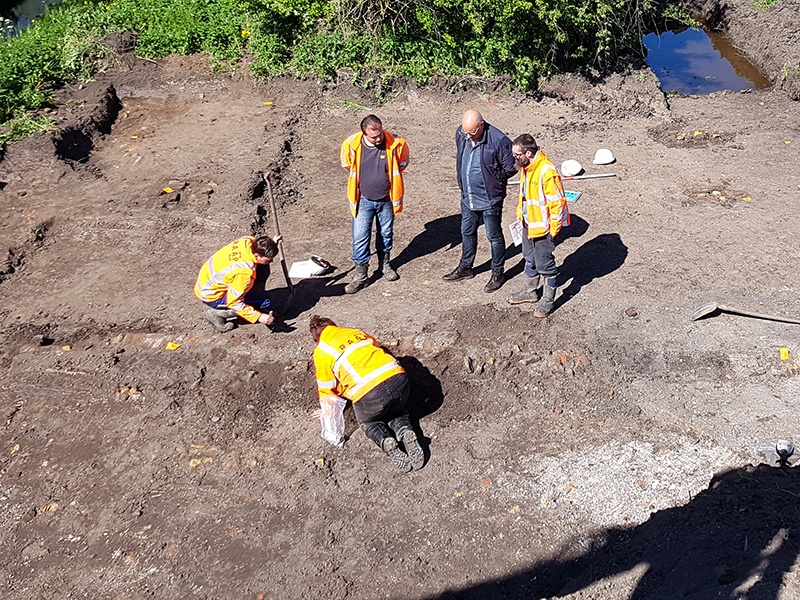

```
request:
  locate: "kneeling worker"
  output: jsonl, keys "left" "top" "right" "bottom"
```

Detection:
{"left": 194, "top": 235, "right": 282, "bottom": 332}
{"left": 309, "top": 315, "right": 424, "bottom": 472}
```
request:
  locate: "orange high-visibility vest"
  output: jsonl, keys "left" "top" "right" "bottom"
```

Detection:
{"left": 313, "top": 325, "right": 405, "bottom": 404}
{"left": 194, "top": 237, "right": 263, "bottom": 323}
{"left": 340, "top": 131, "right": 410, "bottom": 217}
{"left": 516, "top": 150, "right": 569, "bottom": 238}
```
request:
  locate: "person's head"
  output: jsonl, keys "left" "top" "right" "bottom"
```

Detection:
{"left": 461, "top": 109, "right": 485, "bottom": 142}
{"left": 360, "top": 114, "right": 385, "bottom": 146}
{"left": 309, "top": 314, "right": 336, "bottom": 342}
{"left": 252, "top": 236, "right": 278, "bottom": 265}
{"left": 512, "top": 133, "right": 539, "bottom": 169}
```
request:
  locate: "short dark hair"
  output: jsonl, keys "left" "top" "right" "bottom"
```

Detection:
{"left": 512, "top": 133, "right": 538, "bottom": 154}
{"left": 360, "top": 114, "right": 382, "bottom": 133}
{"left": 309, "top": 315, "right": 336, "bottom": 342}
{"left": 253, "top": 236, "right": 278, "bottom": 259}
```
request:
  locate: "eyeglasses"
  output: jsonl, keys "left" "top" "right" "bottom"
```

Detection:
{"left": 463, "top": 123, "right": 483, "bottom": 137}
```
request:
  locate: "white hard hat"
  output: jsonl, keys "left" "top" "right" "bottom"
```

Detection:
{"left": 560, "top": 159, "right": 583, "bottom": 177}
{"left": 593, "top": 148, "right": 615, "bottom": 165}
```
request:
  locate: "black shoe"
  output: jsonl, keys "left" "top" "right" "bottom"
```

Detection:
{"left": 484, "top": 271, "right": 505, "bottom": 293}
{"left": 382, "top": 437, "right": 412, "bottom": 472}
{"left": 442, "top": 266, "right": 474, "bottom": 282}
{"left": 402, "top": 430, "right": 425, "bottom": 470}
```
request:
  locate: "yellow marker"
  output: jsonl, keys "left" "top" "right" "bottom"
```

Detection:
{"left": 131, "top": 135, "right": 138, "bottom": 140}
{"left": 264, "top": 101, "right": 274, "bottom": 106}
{"left": 165, "top": 341, "right": 181, "bottom": 350}
{"left": 742, "top": 196, "right": 752, "bottom": 202}
{"left": 163, "top": 187, "right": 174, "bottom": 194}
{"left": 693, "top": 130, "right": 703, "bottom": 137}
{"left": 62, "top": 345, "right": 71, "bottom": 351}
{"left": 780, "top": 347, "right": 790, "bottom": 360}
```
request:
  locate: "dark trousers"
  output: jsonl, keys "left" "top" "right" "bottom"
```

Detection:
{"left": 353, "top": 373, "right": 412, "bottom": 447}
{"left": 459, "top": 202, "right": 506, "bottom": 273}
{"left": 521, "top": 230, "right": 557, "bottom": 279}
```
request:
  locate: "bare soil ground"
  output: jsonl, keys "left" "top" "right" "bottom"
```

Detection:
{"left": 2, "top": 1, "right": 800, "bottom": 599}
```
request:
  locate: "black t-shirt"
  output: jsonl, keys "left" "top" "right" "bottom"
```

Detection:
{"left": 358, "top": 140, "right": 390, "bottom": 201}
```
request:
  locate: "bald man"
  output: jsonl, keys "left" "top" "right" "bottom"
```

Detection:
{"left": 443, "top": 110, "right": 517, "bottom": 293}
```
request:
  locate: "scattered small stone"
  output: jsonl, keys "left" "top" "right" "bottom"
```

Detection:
{"left": 211, "top": 416, "right": 220, "bottom": 423}
{"left": 464, "top": 356, "right": 474, "bottom": 373}
{"left": 625, "top": 307, "right": 639, "bottom": 318}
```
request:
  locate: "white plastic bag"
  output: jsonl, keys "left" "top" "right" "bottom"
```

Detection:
{"left": 319, "top": 396, "right": 347, "bottom": 447}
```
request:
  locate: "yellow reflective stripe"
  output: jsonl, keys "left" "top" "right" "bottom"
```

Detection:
{"left": 318, "top": 340, "right": 341, "bottom": 360}
{"left": 197, "top": 262, "right": 254, "bottom": 299}
{"left": 348, "top": 360, "right": 400, "bottom": 397}
{"left": 204, "top": 256, "right": 217, "bottom": 277}
{"left": 333, "top": 339, "right": 373, "bottom": 384}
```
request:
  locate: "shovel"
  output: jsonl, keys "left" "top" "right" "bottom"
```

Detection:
{"left": 263, "top": 173, "right": 295, "bottom": 316}
{"left": 692, "top": 303, "right": 800, "bottom": 325}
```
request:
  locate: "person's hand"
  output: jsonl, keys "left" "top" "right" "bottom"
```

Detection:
{"left": 273, "top": 234, "right": 283, "bottom": 244}
{"left": 258, "top": 311, "right": 275, "bottom": 325}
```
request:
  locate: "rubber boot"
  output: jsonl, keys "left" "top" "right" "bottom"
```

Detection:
{"left": 205, "top": 308, "right": 237, "bottom": 332}
{"left": 506, "top": 274, "right": 541, "bottom": 305}
{"left": 345, "top": 263, "right": 369, "bottom": 294}
{"left": 382, "top": 437, "right": 412, "bottom": 472}
{"left": 388, "top": 415, "right": 424, "bottom": 470}
{"left": 534, "top": 277, "right": 558, "bottom": 318}
{"left": 401, "top": 430, "right": 424, "bottom": 470}
{"left": 377, "top": 251, "right": 399, "bottom": 282}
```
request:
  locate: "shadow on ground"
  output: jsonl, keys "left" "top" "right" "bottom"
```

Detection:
{"left": 555, "top": 231, "right": 628, "bottom": 311}
{"left": 424, "top": 465, "right": 800, "bottom": 599}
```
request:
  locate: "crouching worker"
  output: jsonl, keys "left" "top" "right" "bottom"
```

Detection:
{"left": 194, "top": 235, "right": 282, "bottom": 332}
{"left": 309, "top": 315, "right": 424, "bottom": 472}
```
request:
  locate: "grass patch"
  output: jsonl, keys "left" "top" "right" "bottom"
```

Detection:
{"left": 1, "top": 0, "right": 680, "bottom": 141}
{"left": 0, "top": 111, "right": 55, "bottom": 152}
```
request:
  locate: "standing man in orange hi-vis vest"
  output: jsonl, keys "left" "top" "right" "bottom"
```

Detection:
{"left": 309, "top": 315, "right": 424, "bottom": 472}
{"left": 340, "top": 114, "right": 410, "bottom": 295}
{"left": 194, "top": 234, "right": 282, "bottom": 332}
{"left": 506, "top": 133, "right": 569, "bottom": 317}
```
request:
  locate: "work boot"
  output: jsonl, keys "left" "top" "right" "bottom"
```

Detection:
{"left": 442, "top": 266, "right": 474, "bottom": 282}
{"left": 484, "top": 271, "right": 505, "bottom": 293}
{"left": 382, "top": 437, "right": 412, "bottom": 472}
{"left": 377, "top": 251, "right": 399, "bottom": 282}
{"left": 506, "top": 274, "right": 541, "bottom": 305}
{"left": 534, "top": 277, "right": 558, "bottom": 318}
{"left": 204, "top": 308, "right": 237, "bottom": 333}
{"left": 345, "top": 263, "right": 369, "bottom": 294}
{"left": 401, "top": 430, "right": 425, "bottom": 470}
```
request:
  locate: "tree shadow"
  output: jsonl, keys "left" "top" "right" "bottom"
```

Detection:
{"left": 554, "top": 231, "right": 627, "bottom": 312}
{"left": 424, "top": 464, "right": 800, "bottom": 599}
{"left": 393, "top": 213, "right": 462, "bottom": 270}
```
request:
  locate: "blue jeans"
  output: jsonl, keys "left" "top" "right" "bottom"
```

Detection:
{"left": 459, "top": 202, "right": 506, "bottom": 273}
{"left": 352, "top": 197, "right": 395, "bottom": 265}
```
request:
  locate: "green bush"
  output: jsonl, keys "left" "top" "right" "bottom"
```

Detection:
{"left": 0, "top": 0, "right": 670, "bottom": 140}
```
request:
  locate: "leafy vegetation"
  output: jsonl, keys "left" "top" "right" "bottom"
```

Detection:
{"left": 1, "top": 0, "right": 673, "bottom": 142}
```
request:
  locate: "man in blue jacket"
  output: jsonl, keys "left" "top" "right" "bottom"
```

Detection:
{"left": 442, "top": 110, "right": 517, "bottom": 292}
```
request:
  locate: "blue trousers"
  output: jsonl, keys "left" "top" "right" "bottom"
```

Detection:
{"left": 352, "top": 197, "right": 394, "bottom": 265}
{"left": 459, "top": 202, "right": 506, "bottom": 273}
